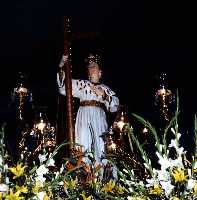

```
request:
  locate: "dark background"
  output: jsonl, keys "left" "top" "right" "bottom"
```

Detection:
{"left": 0, "top": 1, "right": 195, "bottom": 140}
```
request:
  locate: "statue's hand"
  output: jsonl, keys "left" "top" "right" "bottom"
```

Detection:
{"left": 58, "top": 69, "right": 65, "bottom": 82}
{"left": 91, "top": 85, "right": 105, "bottom": 97}
{"left": 59, "top": 55, "right": 68, "bottom": 68}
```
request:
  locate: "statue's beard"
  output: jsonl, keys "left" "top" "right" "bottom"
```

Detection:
{"left": 89, "top": 75, "right": 100, "bottom": 83}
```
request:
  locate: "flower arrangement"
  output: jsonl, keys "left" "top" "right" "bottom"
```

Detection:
{"left": 1, "top": 97, "right": 197, "bottom": 200}
{"left": 119, "top": 98, "right": 197, "bottom": 200}
{"left": 0, "top": 124, "right": 127, "bottom": 200}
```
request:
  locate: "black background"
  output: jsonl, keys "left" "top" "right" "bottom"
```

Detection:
{"left": 0, "top": 0, "right": 195, "bottom": 136}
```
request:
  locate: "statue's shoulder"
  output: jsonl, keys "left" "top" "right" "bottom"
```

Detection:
{"left": 74, "top": 79, "right": 91, "bottom": 89}
{"left": 100, "top": 84, "right": 115, "bottom": 95}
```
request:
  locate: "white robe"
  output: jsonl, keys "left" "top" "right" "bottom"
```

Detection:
{"left": 57, "top": 74, "right": 119, "bottom": 163}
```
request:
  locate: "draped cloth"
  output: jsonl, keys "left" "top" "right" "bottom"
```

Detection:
{"left": 57, "top": 74, "right": 119, "bottom": 163}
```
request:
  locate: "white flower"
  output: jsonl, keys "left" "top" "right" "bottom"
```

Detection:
{"left": 160, "top": 180, "right": 174, "bottom": 197}
{"left": 60, "top": 164, "right": 64, "bottom": 174}
{"left": 139, "top": 181, "right": 144, "bottom": 186}
{"left": 59, "top": 181, "right": 64, "bottom": 186}
{"left": 146, "top": 178, "right": 158, "bottom": 187}
{"left": 177, "top": 147, "right": 186, "bottom": 156}
{"left": 35, "top": 176, "right": 46, "bottom": 185}
{"left": 38, "top": 154, "right": 47, "bottom": 163}
{"left": 177, "top": 132, "right": 181, "bottom": 140}
{"left": 36, "top": 165, "right": 49, "bottom": 176}
{"left": 120, "top": 178, "right": 124, "bottom": 182}
{"left": 47, "top": 158, "right": 55, "bottom": 167}
{"left": 156, "top": 152, "right": 171, "bottom": 170}
{"left": 0, "top": 183, "right": 9, "bottom": 192}
{"left": 171, "top": 128, "right": 176, "bottom": 135}
{"left": 193, "top": 161, "right": 197, "bottom": 169}
{"left": 169, "top": 156, "right": 184, "bottom": 168}
{"left": 171, "top": 126, "right": 179, "bottom": 135}
{"left": 143, "top": 163, "right": 149, "bottom": 170}
{"left": 187, "top": 179, "right": 196, "bottom": 190}
{"left": 188, "top": 169, "right": 192, "bottom": 177}
{"left": 159, "top": 144, "right": 164, "bottom": 152}
{"left": 31, "top": 196, "right": 38, "bottom": 200}
{"left": 169, "top": 139, "right": 177, "bottom": 149}
{"left": 20, "top": 153, "right": 24, "bottom": 160}
{"left": 157, "top": 169, "right": 170, "bottom": 182}
{"left": 127, "top": 197, "right": 143, "bottom": 200}
{"left": 128, "top": 187, "right": 134, "bottom": 192}
{"left": 4, "top": 164, "right": 8, "bottom": 170}
{"left": 169, "top": 131, "right": 187, "bottom": 157}
{"left": 146, "top": 178, "right": 154, "bottom": 187}
{"left": 55, "top": 171, "right": 60, "bottom": 178}
{"left": 125, "top": 179, "right": 132, "bottom": 185}
{"left": 36, "top": 191, "right": 46, "bottom": 200}
{"left": 0, "top": 155, "right": 3, "bottom": 166}
{"left": 5, "top": 177, "right": 10, "bottom": 184}
{"left": 123, "top": 169, "right": 129, "bottom": 173}
{"left": 169, "top": 139, "right": 186, "bottom": 157}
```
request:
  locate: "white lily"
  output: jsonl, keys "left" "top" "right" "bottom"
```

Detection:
{"left": 38, "top": 154, "right": 47, "bottom": 164}
{"left": 47, "top": 158, "right": 55, "bottom": 167}
{"left": 187, "top": 178, "right": 196, "bottom": 190}
{"left": 156, "top": 152, "right": 171, "bottom": 170}
{"left": 36, "top": 164, "right": 49, "bottom": 176}
{"left": 160, "top": 180, "right": 174, "bottom": 197}
{"left": 35, "top": 176, "right": 46, "bottom": 186}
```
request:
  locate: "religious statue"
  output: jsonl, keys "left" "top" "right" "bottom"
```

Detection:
{"left": 57, "top": 53, "right": 119, "bottom": 164}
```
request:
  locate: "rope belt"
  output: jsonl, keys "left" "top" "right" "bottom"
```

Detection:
{"left": 80, "top": 100, "right": 105, "bottom": 110}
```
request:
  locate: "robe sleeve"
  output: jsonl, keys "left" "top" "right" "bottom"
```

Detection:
{"left": 102, "top": 86, "right": 119, "bottom": 112}
{"left": 57, "top": 73, "right": 85, "bottom": 98}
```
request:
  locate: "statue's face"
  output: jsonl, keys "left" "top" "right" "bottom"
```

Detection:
{"left": 88, "top": 64, "right": 102, "bottom": 83}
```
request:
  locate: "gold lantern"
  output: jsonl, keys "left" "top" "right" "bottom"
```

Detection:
{"left": 113, "top": 105, "right": 130, "bottom": 134}
{"left": 155, "top": 72, "right": 175, "bottom": 123}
